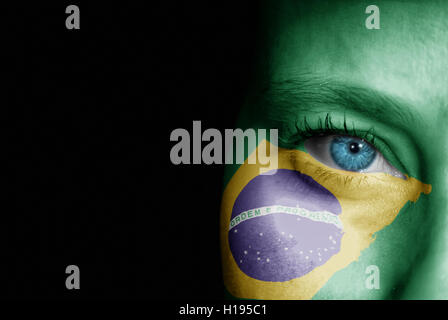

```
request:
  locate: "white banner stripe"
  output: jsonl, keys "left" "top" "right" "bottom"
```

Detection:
{"left": 228, "top": 205, "right": 343, "bottom": 231}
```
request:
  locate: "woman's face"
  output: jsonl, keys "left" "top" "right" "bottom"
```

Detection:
{"left": 221, "top": 0, "right": 448, "bottom": 299}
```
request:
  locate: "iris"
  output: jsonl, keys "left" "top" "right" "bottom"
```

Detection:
{"left": 330, "top": 136, "right": 376, "bottom": 171}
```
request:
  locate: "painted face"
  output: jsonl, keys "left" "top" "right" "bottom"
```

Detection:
{"left": 221, "top": 0, "right": 448, "bottom": 299}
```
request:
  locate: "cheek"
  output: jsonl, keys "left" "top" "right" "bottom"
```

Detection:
{"left": 228, "top": 169, "right": 343, "bottom": 282}
{"left": 222, "top": 143, "right": 431, "bottom": 299}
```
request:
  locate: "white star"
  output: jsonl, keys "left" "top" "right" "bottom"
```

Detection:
{"left": 244, "top": 250, "right": 248, "bottom": 254}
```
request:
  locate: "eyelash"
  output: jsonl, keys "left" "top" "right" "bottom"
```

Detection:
{"left": 291, "top": 113, "right": 377, "bottom": 148}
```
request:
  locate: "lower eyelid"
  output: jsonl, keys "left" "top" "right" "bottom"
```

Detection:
{"left": 289, "top": 149, "right": 408, "bottom": 199}
{"left": 290, "top": 153, "right": 371, "bottom": 188}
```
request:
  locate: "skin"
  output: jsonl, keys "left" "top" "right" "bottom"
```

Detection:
{"left": 221, "top": 0, "right": 448, "bottom": 299}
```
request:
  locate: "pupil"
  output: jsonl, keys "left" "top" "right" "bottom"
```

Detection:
{"left": 349, "top": 142, "right": 361, "bottom": 153}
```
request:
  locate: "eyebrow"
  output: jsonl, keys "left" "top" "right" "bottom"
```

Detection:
{"left": 255, "top": 75, "right": 421, "bottom": 127}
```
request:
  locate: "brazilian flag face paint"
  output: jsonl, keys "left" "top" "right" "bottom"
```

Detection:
{"left": 221, "top": 141, "right": 430, "bottom": 299}
{"left": 220, "top": 0, "right": 448, "bottom": 299}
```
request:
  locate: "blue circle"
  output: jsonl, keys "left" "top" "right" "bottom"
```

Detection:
{"left": 330, "top": 136, "right": 376, "bottom": 171}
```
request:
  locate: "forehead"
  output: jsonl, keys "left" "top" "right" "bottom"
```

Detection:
{"left": 261, "top": 0, "right": 448, "bottom": 114}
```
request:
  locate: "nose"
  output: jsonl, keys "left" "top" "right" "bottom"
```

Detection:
{"left": 400, "top": 149, "right": 448, "bottom": 299}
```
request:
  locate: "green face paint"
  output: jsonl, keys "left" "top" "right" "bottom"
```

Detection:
{"left": 222, "top": 0, "right": 448, "bottom": 299}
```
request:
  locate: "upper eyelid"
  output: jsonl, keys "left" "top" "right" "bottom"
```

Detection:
{"left": 297, "top": 126, "right": 378, "bottom": 158}
{"left": 298, "top": 113, "right": 373, "bottom": 136}
{"left": 291, "top": 114, "right": 376, "bottom": 146}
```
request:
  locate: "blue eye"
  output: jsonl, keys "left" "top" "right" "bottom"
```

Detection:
{"left": 330, "top": 136, "right": 376, "bottom": 171}
{"left": 304, "top": 134, "right": 405, "bottom": 179}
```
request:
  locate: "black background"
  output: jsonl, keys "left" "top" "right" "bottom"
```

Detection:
{"left": 5, "top": 2, "right": 259, "bottom": 299}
